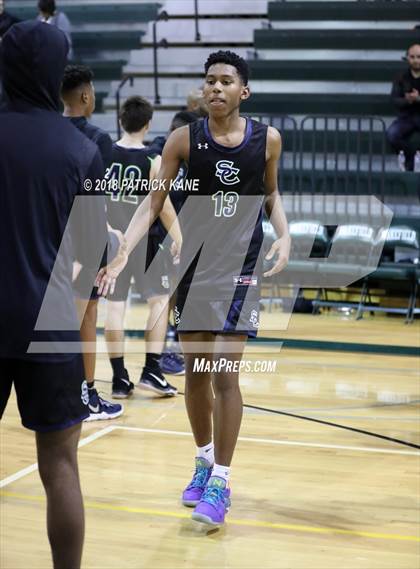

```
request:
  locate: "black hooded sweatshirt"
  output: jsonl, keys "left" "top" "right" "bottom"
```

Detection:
{"left": 0, "top": 11, "right": 20, "bottom": 39}
{"left": 0, "top": 21, "right": 114, "bottom": 362}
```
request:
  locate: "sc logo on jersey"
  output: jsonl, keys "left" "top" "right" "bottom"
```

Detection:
{"left": 215, "top": 160, "right": 240, "bottom": 186}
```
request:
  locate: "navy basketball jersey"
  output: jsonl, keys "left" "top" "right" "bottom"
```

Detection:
{"left": 106, "top": 143, "right": 162, "bottom": 236}
{"left": 178, "top": 117, "right": 268, "bottom": 300}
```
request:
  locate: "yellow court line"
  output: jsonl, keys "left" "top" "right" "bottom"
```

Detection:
{"left": 1, "top": 490, "right": 419, "bottom": 543}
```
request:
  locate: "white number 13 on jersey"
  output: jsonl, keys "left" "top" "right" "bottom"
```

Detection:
{"left": 212, "top": 191, "right": 239, "bottom": 217}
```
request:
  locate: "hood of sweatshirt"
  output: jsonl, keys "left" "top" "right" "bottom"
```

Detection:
{"left": 1, "top": 20, "right": 68, "bottom": 111}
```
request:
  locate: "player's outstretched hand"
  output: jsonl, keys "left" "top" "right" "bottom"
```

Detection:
{"left": 95, "top": 231, "right": 128, "bottom": 297}
{"left": 264, "top": 236, "right": 290, "bottom": 277}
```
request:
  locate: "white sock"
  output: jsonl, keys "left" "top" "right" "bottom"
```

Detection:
{"left": 212, "top": 463, "right": 230, "bottom": 482}
{"left": 197, "top": 442, "right": 214, "bottom": 465}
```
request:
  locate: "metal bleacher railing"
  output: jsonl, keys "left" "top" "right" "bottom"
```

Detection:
{"left": 243, "top": 114, "right": 390, "bottom": 214}
{"left": 241, "top": 114, "right": 419, "bottom": 322}
{"left": 246, "top": 114, "right": 299, "bottom": 193}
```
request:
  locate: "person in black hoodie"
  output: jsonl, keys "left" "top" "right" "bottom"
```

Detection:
{"left": 0, "top": 1, "right": 19, "bottom": 38}
{"left": 0, "top": 21, "right": 123, "bottom": 568}
{"left": 0, "top": 1, "right": 19, "bottom": 97}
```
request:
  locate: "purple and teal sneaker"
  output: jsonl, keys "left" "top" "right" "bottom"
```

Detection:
{"left": 191, "top": 476, "right": 231, "bottom": 526}
{"left": 182, "top": 457, "right": 213, "bottom": 507}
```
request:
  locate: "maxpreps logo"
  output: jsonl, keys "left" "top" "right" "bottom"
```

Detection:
{"left": 215, "top": 160, "right": 240, "bottom": 186}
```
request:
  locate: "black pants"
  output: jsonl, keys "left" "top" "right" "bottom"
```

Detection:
{"left": 387, "top": 115, "right": 420, "bottom": 171}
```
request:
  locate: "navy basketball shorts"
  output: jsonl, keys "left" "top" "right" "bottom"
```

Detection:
{"left": 108, "top": 235, "right": 171, "bottom": 302}
{"left": 0, "top": 355, "right": 89, "bottom": 432}
{"left": 174, "top": 297, "right": 260, "bottom": 339}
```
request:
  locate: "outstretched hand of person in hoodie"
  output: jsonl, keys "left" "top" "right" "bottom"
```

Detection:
{"left": 95, "top": 229, "right": 128, "bottom": 297}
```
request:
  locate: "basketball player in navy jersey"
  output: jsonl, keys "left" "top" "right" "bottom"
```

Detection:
{"left": 104, "top": 96, "right": 180, "bottom": 397}
{"left": 61, "top": 64, "right": 124, "bottom": 421}
{"left": 98, "top": 51, "right": 290, "bottom": 526}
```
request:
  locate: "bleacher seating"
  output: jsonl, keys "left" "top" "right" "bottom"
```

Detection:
{"left": 267, "top": 1, "right": 418, "bottom": 21}
{"left": 248, "top": 60, "right": 405, "bottom": 83}
{"left": 7, "top": 2, "right": 160, "bottom": 112}
{"left": 243, "top": 93, "right": 393, "bottom": 116}
{"left": 72, "top": 30, "right": 144, "bottom": 52}
{"left": 246, "top": 1, "right": 420, "bottom": 118}
{"left": 247, "top": 2, "right": 419, "bottom": 203}
{"left": 8, "top": 3, "right": 161, "bottom": 24}
{"left": 80, "top": 60, "right": 127, "bottom": 81}
{"left": 254, "top": 29, "right": 419, "bottom": 51}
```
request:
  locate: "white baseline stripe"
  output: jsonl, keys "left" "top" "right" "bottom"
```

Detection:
{"left": 2, "top": 424, "right": 417, "bottom": 490}
{"left": 0, "top": 463, "right": 39, "bottom": 489}
{"left": 114, "top": 426, "right": 420, "bottom": 457}
{"left": 77, "top": 425, "right": 116, "bottom": 449}
{"left": 0, "top": 425, "right": 117, "bottom": 489}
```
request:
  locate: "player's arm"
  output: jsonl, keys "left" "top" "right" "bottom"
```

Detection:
{"left": 151, "top": 155, "right": 183, "bottom": 251}
{"left": 160, "top": 198, "right": 183, "bottom": 256}
{"left": 149, "top": 153, "right": 162, "bottom": 180}
{"left": 263, "top": 126, "right": 291, "bottom": 277}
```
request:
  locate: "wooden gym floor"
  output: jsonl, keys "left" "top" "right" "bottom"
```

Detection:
{"left": 1, "top": 312, "right": 419, "bottom": 569}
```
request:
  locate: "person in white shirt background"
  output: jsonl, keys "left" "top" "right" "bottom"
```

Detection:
{"left": 37, "top": 0, "right": 73, "bottom": 60}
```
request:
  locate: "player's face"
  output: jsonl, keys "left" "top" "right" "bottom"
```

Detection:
{"left": 407, "top": 45, "right": 420, "bottom": 72}
{"left": 203, "top": 63, "right": 249, "bottom": 116}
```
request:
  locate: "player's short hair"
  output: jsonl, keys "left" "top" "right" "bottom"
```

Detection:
{"left": 38, "top": 0, "right": 56, "bottom": 15}
{"left": 120, "top": 96, "right": 153, "bottom": 133}
{"left": 61, "top": 65, "right": 94, "bottom": 96}
{"left": 204, "top": 50, "right": 249, "bottom": 85}
{"left": 407, "top": 43, "right": 420, "bottom": 54}
{"left": 170, "top": 111, "right": 198, "bottom": 132}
